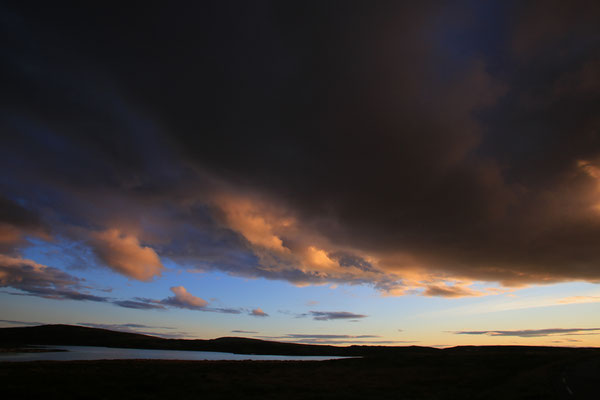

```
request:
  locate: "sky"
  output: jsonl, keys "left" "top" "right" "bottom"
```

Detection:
{"left": 1, "top": 1, "right": 600, "bottom": 347}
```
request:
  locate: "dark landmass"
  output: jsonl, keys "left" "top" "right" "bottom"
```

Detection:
{"left": 0, "top": 347, "right": 66, "bottom": 353}
{"left": 0, "top": 324, "right": 437, "bottom": 356}
{"left": 1, "top": 325, "right": 599, "bottom": 399}
{"left": 1, "top": 353, "right": 599, "bottom": 399}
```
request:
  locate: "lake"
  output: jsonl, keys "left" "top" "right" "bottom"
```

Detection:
{"left": 0, "top": 345, "right": 350, "bottom": 362}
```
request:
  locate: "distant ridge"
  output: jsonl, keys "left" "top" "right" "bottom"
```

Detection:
{"left": 3, "top": 325, "right": 591, "bottom": 358}
{"left": 0, "top": 324, "right": 438, "bottom": 356}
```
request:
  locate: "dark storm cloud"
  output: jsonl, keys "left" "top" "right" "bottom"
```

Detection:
{"left": 0, "top": 195, "right": 48, "bottom": 253}
{"left": 2, "top": 1, "right": 600, "bottom": 294}
{"left": 453, "top": 328, "right": 600, "bottom": 338}
{"left": 0, "top": 195, "right": 44, "bottom": 233}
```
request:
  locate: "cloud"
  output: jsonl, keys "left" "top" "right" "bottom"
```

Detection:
{"left": 89, "top": 229, "right": 164, "bottom": 281}
{"left": 1, "top": 2, "right": 600, "bottom": 296}
{"left": 290, "top": 339, "right": 415, "bottom": 345}
{"left": 0, "top": 254, "right": 108, "bottom": 302}
{"left": 112, "top": 298, "right": 166, "bottom": 310}
{"left": 0, "top": 319, "right": 43, "bottom": 326}
{"left": 0, "top": 256, "right": 246, "bottom": 316}
{"left": 452, "top": 328, "right": 600, "bottom": 338}
{"left": 255, "top": 334, "right": 415, "bottom": 345}
{"left": 557, "top": 296, "right": 600, "bottom": 304}
{"left": 161, "top": 286, "right": 208, "bottom": 310}
{"left": 207, "top": 307, "right": 243, "bottom": 314}
{"left": 422, "top": 284, "right": 483, "bottom": 298}
{"left": 119, "top": 323, "right": 173, "bottom": 329}
{"left": 280, "top": 334, "right": 378, "bottom": 339}
{"left": 231, "top": 330, "right": 258, "bottom": 334}
{"left": 216, "top": 194, "right": 290, "bottom": 253}
{"left": 250, "top": 308, "right": 268, "bottom": 317}
{"left": 0, "top": 195, "right": 49, "bottom": 252}
{"left": 209, "top": 192, "right": 394, "bottom": 289}
{"left": 551, "top": 339, "right": 582, "bottom": 343}
{"left": 112, "top": 287, "right": 242, "bottom": 314}
{"left": 306, "top": 311, "right": 367, "bottom": 321}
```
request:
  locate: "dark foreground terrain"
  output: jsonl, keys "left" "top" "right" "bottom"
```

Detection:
{"left": 1, "top": 325, "right": 598, "bottom": 399}
{"left": 2, "top": 348, "right": 599, "bottom": 399}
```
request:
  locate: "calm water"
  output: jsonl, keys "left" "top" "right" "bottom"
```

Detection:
{"left": 0, "top": 345, "right": 349, "bottom": 362}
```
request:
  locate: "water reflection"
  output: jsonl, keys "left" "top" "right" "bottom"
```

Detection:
{"left": 0, "top": 345, "right": 350, "bottom": 362}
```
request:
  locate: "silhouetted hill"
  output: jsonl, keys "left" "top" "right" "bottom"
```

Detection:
{"left": 3, "top": 325, "right": 600, "bottom": 398}
{"left": 0, "top": 324, "right": 438, "bottom": 356}
{"left": 0, "top": 324, "right": 157, "bottom": 348}
{"left": 4, "top": 325, "right": 596, "bottom": 359}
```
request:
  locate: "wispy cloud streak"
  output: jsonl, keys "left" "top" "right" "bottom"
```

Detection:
{"left": 302, "top": 311, "right": 368, "bottom": 321}
{"left": 452, "top": 328, "right": 600, "bottom": 338}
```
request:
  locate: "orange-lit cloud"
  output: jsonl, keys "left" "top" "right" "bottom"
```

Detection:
{"left": 215, "top": 194, "right": 292, "bottom": 253}
{"left": 558, "top": 295, "right": 600, "bottom": 304}
{"left": 213, "top": 192, "right": 404, "bottom": 289}
{"left": 212, "top": 192, "right": 500, "bottom": 297}
{"left": 305, "top": 246, "right": 336, "bottom": 269}
{"left": 250, "top": 308, "right": 268, "bottom": 317}
{"left": 162, "top": 286, "right": 208, "bottom": 309}
{"left": 89, "top": 229, "right": 164, "bottom": 281}
{"left": 215, "top": 186, "right": 600, "bottom": 299}
{"left": 422, "top": 284, "right": 483, "bottom": 298}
